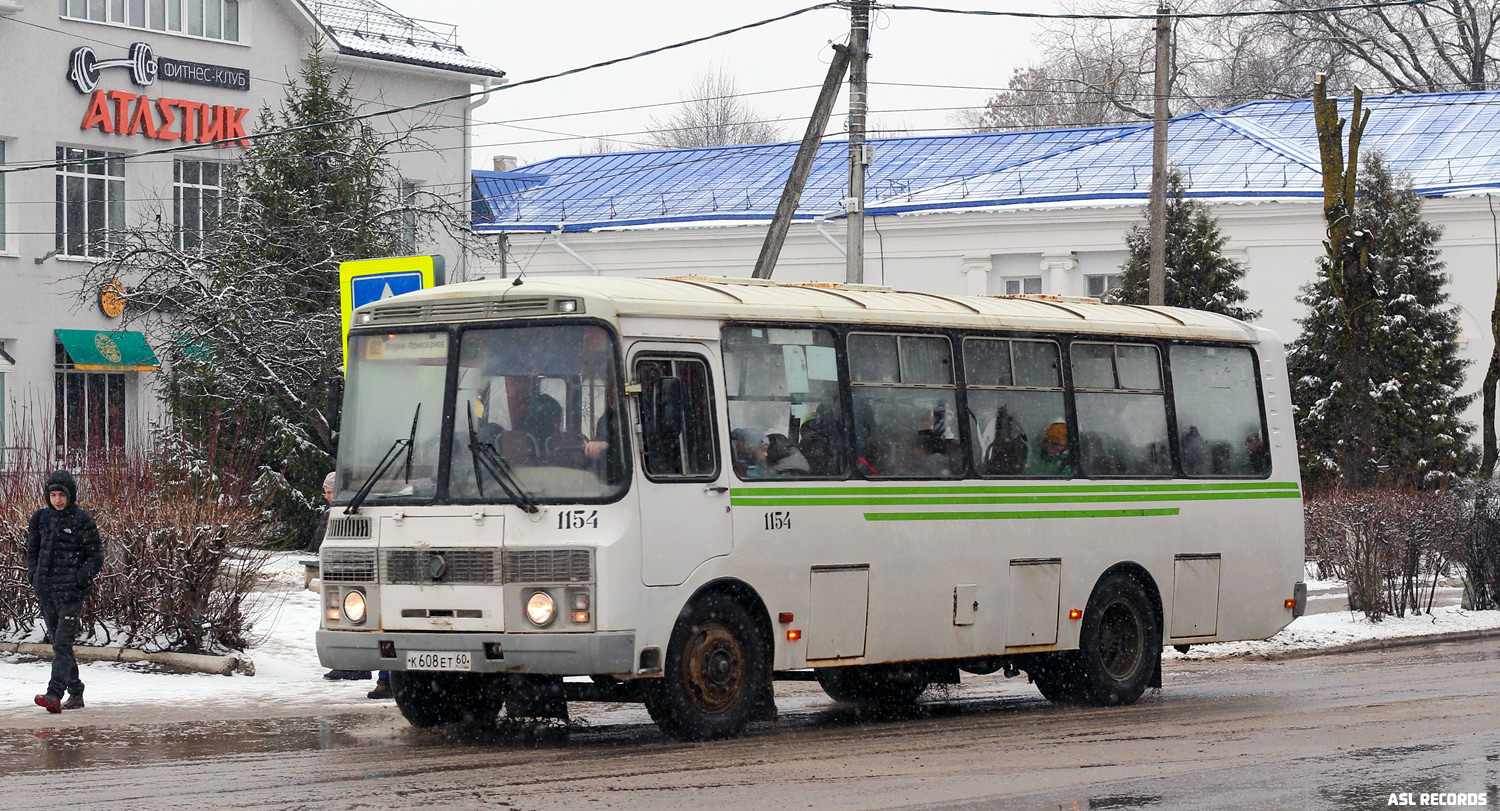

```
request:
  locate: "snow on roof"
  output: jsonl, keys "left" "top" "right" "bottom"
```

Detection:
{"left": 301, "top": 0, "right": 505, "bottom": 80}
{"left": 472, "top": 90, "right": 1500, "bottom": 234}
{"left": 361, "top": 275, "right": 1262, "bottom": 343}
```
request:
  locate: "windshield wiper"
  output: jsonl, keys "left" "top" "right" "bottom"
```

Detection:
{"left": 466, "top": 402, "right": 539, "bottom": 514}
{"left": 344, "top": 404, "right": 420, "bottom": 515}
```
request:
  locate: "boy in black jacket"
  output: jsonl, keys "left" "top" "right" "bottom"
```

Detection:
{"left": 26, "top": 470, "right": 104, "bottom": 713}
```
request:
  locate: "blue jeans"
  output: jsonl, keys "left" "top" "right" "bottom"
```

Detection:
{"left": 39, "top": 593, "right": 85, "bottom": 699}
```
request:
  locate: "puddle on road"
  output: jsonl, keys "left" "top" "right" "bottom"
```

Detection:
{"left": 2, "top": 714, "right": 400, "bottom": 773}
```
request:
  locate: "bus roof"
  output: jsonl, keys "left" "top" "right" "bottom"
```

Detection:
{"left": 356, "top": 276, "right": 1264, "bottom": 342}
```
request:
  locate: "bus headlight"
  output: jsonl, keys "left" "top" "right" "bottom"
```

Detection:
{"left": 525, "top": 591, "right": 556, "bottom": 627}
{"left": 343, "top": 589, "right": 368, "bottom": 624}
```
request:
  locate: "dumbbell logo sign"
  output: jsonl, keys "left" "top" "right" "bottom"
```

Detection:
{"left": 68, "top": 42, "right": 158, "bottom": 94}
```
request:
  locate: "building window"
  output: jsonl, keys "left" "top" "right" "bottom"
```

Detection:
{"left": 55, "top": 343, "right": 127, "bottom": 461}
{"left": 1004, "top": 277, "right": 1042, "bottom": 295}
{"left": 399, "top": 180, "right": 418, "bottom": 253}
{"left": 175, "top": 159, "right": 226, "bottom": 250}
{"left": 1086, "top": 274, "right": 1121, "bottom": 299}
{"left": 0, "top": 141, "right": 6, "bottom": 253}
{"left": 56, "top": 147, "right": 125, "bottom": 259}
{"left": 61, "top": 0, "right": 240, "bottom": 42}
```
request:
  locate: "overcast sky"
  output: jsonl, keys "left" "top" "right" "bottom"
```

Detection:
{"left": 376, "top": 1, "right": 1051, "bottom": 169}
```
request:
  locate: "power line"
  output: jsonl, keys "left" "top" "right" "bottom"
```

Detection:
{"left": 877, "top": 0, "right": 1440, "bottom": 21}
{"left": 0, "top": 2, "right": 844, "bottom": 176}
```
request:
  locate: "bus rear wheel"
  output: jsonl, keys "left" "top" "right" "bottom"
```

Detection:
{"left": 391, "top": 672, "right": 506, "bottom": 728}
{"left": 644, "top": 594, "right": 769, "bottom": 741}
{"left": 1028, "top": 653, "right": 1086, "bottom": 704}
{"left": 1074, "top": 574, "right": 1160, "bottom": 706}
{"left": 816, "top": 665, "right": 929, "bottom": 705}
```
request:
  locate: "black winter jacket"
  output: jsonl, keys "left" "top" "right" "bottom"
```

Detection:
{"left": 25, "top": 471, "right": 104, "bottom": 598}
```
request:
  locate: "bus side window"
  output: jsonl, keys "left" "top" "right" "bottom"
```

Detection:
{"left": 722, "top": 325, "right": 846, "bottom": 479}
{"left": 963, "top": 337, "right": 1068, "bottom": 478}
{"left": 849, "top": 332, "right": 960, "bottom": 479}
{"left": 1072, "top": 342, "right": 1171, "bottom": 477}
{"left": 636, "top": 357, "right": 719, "bottom": 480}
{"left": 1169, "top": 345, "right": 1270, "bottom": 477}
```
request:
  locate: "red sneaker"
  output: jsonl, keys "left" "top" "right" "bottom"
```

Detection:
{"left": 34, "top": 694, "right": 61, "bottom": 714}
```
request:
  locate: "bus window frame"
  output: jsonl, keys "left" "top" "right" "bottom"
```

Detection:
{"left": 720, "top": 321, "right": 851, "bottom": 481}
{"left": 959, "top": 334, "right": 1071, "bottom": 480}
{"left": 395, "top": 316, "right": 632, "bottom": 507}
{"left": 633, "top": 351, "right": 723, "bottom": 484}
{"left": 845, "top": 328, "right": 964, "bottom": 481}
{"left": 1164, "top": 340, "right": 1273, "bottom": 481}
{"left": 1068, "top": 338, "right": 1174, "bottom": 480}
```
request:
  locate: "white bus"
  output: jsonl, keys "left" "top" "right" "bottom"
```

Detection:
{"left": 317, "top": 276, "right": 1305, "bottom": 740}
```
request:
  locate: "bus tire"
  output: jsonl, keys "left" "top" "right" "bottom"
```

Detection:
{"left": 391, "top": 672, "right": 505, "bottom": 728}
{"left": 815, "top": 665, "right": 929, "bottom": 705}
{"left": 1075, "top": 574, "right": 1160, "bottom": 707}
{"left": 644, "top": 594, "right": 769, "bottom": 741}
{"left": 1028, "top": 653, "right": 1086, "bottom": 704}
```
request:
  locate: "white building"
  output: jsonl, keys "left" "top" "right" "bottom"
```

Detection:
{"left": 0, "top": 0, "right": 502, "bottom": 464}
{"left": 472, "top": 91, "right": 1500, "bottom": 423}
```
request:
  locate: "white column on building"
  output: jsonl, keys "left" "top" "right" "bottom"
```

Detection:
{"left": 1040, "top": 251, "right": 1078, "bottom": 296}
{"left": 962, "top": 255, "right": 993, "bottom": 296}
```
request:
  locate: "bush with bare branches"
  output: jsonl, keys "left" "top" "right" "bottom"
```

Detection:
{"left": 1305, "top": 488, "right": 1468, "bottom": 620}
{"left": 0, "top": 424, "right": 271, "bottom": 654}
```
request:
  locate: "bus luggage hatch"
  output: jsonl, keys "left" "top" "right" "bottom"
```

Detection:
{"left": 1171, "top": 553, "right": 1222, "bottom": 639}
{"left": 806, "top": 565, "right": 870, "bottom": 660}
{"left": 1006, "top": 558, "right": 1061, "bottom": 648}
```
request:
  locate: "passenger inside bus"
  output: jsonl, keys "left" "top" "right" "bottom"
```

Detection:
{"left": 731, "top": 428, "right": 770, "bottom": 477}
{"left": 765, "top": 433, "right": 810, "bottom": 476}
{"left": 1033, "top": 422, "right": 1074, "bottom": 476}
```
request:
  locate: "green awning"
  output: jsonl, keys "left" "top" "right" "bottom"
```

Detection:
{"left": 56, "top": 329, "right": 160, "bottom": 371}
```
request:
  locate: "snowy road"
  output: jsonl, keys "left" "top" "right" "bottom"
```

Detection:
{"left": 5, "top": 636, "right": 1500, "bottom": 810}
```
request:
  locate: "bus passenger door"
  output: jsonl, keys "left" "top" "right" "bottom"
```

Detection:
{"left": 632, "top": 347, "right": 733, "bottom": 586}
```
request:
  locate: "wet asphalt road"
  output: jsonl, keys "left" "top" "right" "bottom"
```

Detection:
{"left": 6, "top": 637, "right": 1500, "bottom": 811}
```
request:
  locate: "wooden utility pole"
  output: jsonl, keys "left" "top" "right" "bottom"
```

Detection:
{"left": 1148, "top": 4, "right": 1171, "bottom": 306}
{"left": 846, "top": 0, "right": 870, "bottom": 284}
{"left": 1312, "top": 74, "right": 1372, "bottom": 488}
{"left": 751, "top": 45, "right": 851, "bottom": 280}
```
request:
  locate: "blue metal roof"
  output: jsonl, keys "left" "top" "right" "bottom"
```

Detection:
{"left": 472, "top": 90, "right": 1500, "bottom": 234}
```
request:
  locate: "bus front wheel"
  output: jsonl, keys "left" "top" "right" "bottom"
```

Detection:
{"left": 1074, "top": 574, "right": 1160, "bottom": 706}
{"left": 391, "top": 671, "right": 506, "bottom": 728}
{"left": 816, "top": 665, "right": 929, "bottom": 705}
{"left": 644, "top": 594, "right": 769, "bottom": 741}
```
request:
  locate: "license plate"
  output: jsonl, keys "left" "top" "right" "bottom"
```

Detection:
{"left": 405, "top": 651, "right": 472, "bottom": 672}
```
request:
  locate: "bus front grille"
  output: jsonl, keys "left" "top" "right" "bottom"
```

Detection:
{"left": 322, "top": 548, "right": 377, "bottom": 582}
{"left": 383, "top": 549, "right": 501, "bottom": 584}
{"left": 363, "top": 297, "right": 553, "bottom": 325}
{"left": 502, "top": 549, "right": 593, "bottom": 584}
{"left": 325, "top": 516, "right": 372, "bottom": 539}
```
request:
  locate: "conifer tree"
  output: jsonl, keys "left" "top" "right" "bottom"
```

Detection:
{"left": 1110, "top": 171, "right": 1260, "bottom": 321}
{"left": 85, "top": 39, "right": 464, "bottom": 540}
{"left": 1288, "top": 154, "right": 1475, "bottom": 490}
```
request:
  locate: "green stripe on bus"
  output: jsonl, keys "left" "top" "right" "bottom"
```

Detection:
{"left": 731, "top": 490, "right": 1301, "bottom": 507}
{"left": 863, "top": 507, "right": 1181, "bottom": 522}
{"left": 730, "top": 481, "right": 1300, "bottom": 497}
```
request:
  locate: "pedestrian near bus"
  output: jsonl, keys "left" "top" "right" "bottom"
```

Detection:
{"left": 26, "top": 470, "right": 104, "bottom": 713}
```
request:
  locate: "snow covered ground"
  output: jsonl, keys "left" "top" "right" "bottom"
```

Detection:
{"left": 1, "top": 554, "right": 1497, "bottom": 721}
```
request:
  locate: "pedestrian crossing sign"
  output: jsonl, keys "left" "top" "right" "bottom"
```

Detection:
{"left": 339, "top": 255, "right": 446, "bottom": 368}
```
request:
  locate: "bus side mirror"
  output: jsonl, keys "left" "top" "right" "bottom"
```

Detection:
{"left": 653, "top": 376, "right": 684, "bottom": 441}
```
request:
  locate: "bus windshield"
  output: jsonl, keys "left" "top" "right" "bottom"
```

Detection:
{"left": 337, "top": 331, "right": 449, "bottom": 503}
{"left": 448, "top": 323, "right": 627, "bottom": 503}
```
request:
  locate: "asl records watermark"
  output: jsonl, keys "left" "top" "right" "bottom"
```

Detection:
{"left": 1388, "top": 793, "right": 1488, "bottom": 807}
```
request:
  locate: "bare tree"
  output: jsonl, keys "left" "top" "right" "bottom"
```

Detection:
{"left": 646, "top": 65, "right": 785, "bottom": 148}
{"left": 955, "top": 0, "right": 1347, "bottom": 134}
{"left": 956, "top": 64, "right": 1136, "bottom": 131}
{"left": 1266, "top": 0, "right": 1500, "bottom": 93}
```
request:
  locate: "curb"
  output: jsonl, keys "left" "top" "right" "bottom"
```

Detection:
{"left": 1191, "top": 627, "right": 1500, "bottom": 663}
{"left": 0, "top": 642, "right": 255, "bottom": 676}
